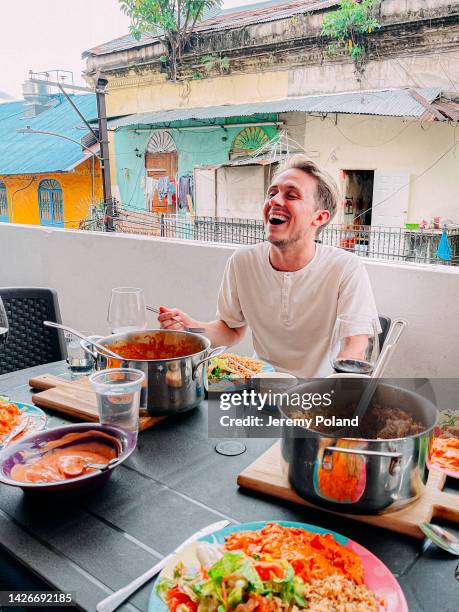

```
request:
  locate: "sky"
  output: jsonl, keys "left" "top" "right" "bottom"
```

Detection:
{"left": 0, "top": 0, "right": 256, "bottom": 100}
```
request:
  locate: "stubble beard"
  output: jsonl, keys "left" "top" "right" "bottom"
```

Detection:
{"left": 267, "top": 229, "right": 305, "bottom": 250}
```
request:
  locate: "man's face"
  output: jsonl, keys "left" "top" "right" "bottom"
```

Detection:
{"left": 263, "top": 168, "right": 329, "bottom": 248}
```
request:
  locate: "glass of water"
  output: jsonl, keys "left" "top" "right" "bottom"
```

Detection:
{"left": 65, "top": 331, "right": 94, "bottom": 371}
{"left": 0, "top": 298, "right": 8, "bottom": 350}
{"left": 89, "top": 368, "right": 145, "bottom": 436}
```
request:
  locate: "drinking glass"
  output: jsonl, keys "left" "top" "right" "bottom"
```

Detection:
{"left": 330, "top": 315, "right": 379, "bottom": 375}
{"left": 89, "top": 368, "right": 145, "bottom": 436}
{"left": 0, "top": 298, "right": 9, "bottom": 350}
{"left": 107, "top": 287, "right": 147, "bottom": 334}
{"left": 64, "top": 330, "right": 94, "bottom": 371}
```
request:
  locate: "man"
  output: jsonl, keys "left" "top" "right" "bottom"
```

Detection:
{"left": 159, "top": 154, "right": 379, "bottom": 377}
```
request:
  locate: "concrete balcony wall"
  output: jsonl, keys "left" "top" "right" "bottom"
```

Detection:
{"left": 1, "top": 223, "right": 458, "bottom": 378}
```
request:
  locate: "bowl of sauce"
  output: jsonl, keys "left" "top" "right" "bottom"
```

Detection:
{"left": 0, "top": 423, "right": 136, "bottom": 493}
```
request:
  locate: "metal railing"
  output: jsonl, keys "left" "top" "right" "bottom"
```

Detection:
{"left": 80, "top": 209, "right": 459, "bottom": 266}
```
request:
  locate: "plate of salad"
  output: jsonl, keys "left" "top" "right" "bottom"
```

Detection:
{"left": 428, "top": 409, "right": 459, "bottom": 478}
{"left": 207, "top": 354, "right": 275, "bottom": 391}
{"left": 0, "top": 397, "right": 47, "bottom": 449}
{"left": 149, "top": 521, "right": 407, "bottom": 612}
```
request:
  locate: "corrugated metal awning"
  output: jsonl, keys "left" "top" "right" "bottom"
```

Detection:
{"left": 109, "top": 88, "right": 442, "bottom": 129}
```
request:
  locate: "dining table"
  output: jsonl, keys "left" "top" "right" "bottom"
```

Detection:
{"left": 0, "top": 361, "right": 458, "bottom": 612}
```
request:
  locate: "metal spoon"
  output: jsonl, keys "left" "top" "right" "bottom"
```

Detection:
{"left": 420, "top": 522, "right": 459, "bottom": 555}
{"left": 86, "top": 457, "right": 119, "bottom": 472}
{"left": 43, "top": 321, "right": 126, "bottom": 361}
{"left": 146, "top": 305, "right": 205, "bottom": 334}
{"left": 1, "top": 417, "right": 28, "bottom": 446}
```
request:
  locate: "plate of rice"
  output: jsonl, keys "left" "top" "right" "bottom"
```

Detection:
{"left": 149, "top": 521, "right": 407, "bottom": 612}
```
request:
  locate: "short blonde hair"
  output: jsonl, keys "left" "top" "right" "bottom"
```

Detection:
{"left": 273, "top": 154, "right": 339, "bottom": 232}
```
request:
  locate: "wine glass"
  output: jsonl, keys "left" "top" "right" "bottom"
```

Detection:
{"left": 0, "top": 298, "right": 9, "bottom": 350}
{"left": 107, "top": 287, "right": 147, "bottom": 334}
{"left": 330, "top": 315, "right": 379, "bottom": 375}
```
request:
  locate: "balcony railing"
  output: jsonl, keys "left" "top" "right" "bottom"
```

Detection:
{"left": 79, "top": 209, "right": 459, "bottom": 266}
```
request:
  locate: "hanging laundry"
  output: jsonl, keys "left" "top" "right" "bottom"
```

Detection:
{"left": 436, "top": 228, "right": 452, "bottom": 262}
{"left": 158, "top": 176, "right": 169, "bottom": 201}
{"left": 178, "top": 175, "right": 193, "bottom": 211}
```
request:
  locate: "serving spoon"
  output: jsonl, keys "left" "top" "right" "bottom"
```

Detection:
{"left": 420, "top": 522, "right": 459, "bottom": 556}
{"left": 43, "top": 321, "right": 126, "bottom": 361}
{"left": 353, "top": 319, "right": 407, "bottom": 423}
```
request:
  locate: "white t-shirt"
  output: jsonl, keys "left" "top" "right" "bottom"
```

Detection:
{"left": 216, "top": 242, "right": 379, "bottom": 378}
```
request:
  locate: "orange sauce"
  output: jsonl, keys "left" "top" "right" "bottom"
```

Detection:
{"left": 224, "top": 523, "right": 365, "bottom": 585}
{"left": 10, "top": 431, "right": 118, "bottom": 483}
{"left": 109, "top": 336, "right": 202, "bottom": 361}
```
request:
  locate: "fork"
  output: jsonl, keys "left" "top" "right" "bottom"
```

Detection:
{"left": 146, "top": 305, "right": 205, "bottom": 334}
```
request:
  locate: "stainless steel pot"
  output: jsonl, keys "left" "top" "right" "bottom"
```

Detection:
{"left": 280, "top": 380, "right": 438, "bottom": 514}
{"left": 82, "top": 330, "right": 224, "bottom": 416}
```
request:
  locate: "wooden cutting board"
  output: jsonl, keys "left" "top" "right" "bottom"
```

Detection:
{"left": 237, "top": 442, "right": 459, "bottom": 538}
{"left": 29, "top": 374, "right": 165, "bottom": 431}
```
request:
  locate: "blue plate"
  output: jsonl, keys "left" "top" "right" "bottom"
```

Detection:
{"left": 148, "top": 520, "right": 407, "bottom": 612}
{"left": 0, "top": 401, "right": 47, "bottom": 449}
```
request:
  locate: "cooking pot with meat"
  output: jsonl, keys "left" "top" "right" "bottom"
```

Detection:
{"left": 82, "top": 330, "right": 223, "bottom": 416}
{"left": 280, "top": 379, "right": 438, "bottom": 514}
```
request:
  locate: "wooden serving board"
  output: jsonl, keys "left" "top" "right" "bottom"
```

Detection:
{"left": 29, "top": 374, "right": 165, "bottom": 431}
{"left": 237, "top": 442, "right": 459, "bottom": 539}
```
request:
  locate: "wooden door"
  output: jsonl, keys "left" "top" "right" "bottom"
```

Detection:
{"left": 145, "top": 151, "right": 177, "bottom": 213}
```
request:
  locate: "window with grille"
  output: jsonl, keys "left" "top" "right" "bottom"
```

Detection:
{"left": 38, "top": 179, "right": 64, "bottom": 227}
{"left": 0, "top": 181, "right": 8, "bottom": 221}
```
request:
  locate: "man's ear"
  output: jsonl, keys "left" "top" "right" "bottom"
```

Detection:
{"left": 312, "top": 209, "right": 330, "bottom": 228}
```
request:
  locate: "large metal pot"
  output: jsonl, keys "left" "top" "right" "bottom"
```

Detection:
{"left": 280, "top": 379, "right": 438, "bottom": 514}
{"left": 82, "top": 330, "right": 223, "bottom": 416}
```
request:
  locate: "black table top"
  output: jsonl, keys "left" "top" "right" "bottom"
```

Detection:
{"left": 0, "top": 362, "right": 458, "bottom": 612}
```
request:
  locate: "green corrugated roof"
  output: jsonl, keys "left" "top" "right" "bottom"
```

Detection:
{"left": 109, "top": 88, "right": 441, "bottom": 130}
{"left": 0, "top": 94, "right": 97, "bottom": 175}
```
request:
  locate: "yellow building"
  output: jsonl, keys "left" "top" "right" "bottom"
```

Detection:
{"left": 0, "top": 93, "right": 102, "bottom": 228}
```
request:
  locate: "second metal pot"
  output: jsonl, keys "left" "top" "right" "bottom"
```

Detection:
{"left": 82, "top": 329, "right": 223, "bottom": 416}
{"left": 280, "top": 380, "right": 438, "bottom": 514}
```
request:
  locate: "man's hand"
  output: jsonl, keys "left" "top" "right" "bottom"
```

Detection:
{"left": 158, "top": 306, "right": 200, "bottom": 331}
{"left": 157, "top": 306, "right": 247, "bottom": 348}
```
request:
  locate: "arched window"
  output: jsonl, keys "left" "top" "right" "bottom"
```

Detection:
{"left": 0, "top": 182, "right": 8, "bottom": 222}
{"left": 38, "top": 179, "right": 64, "bottom": 227}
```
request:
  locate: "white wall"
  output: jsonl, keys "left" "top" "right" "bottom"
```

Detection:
{"left": 1, "top": 223, "right": 458, "bottom": 377}
{"left": 286, "top": 114, "right": 459, "bottom": 225}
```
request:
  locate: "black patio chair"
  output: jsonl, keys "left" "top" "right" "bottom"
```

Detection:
{"left": 0, "top": 287, "right": 66, "bottom": 375}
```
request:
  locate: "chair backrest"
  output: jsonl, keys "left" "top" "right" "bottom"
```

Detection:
{"left": 378, "top": 315, "right": 391, "bottom": 351}
{"left": 0, "top": 287, "right": 66, "bottom": 375}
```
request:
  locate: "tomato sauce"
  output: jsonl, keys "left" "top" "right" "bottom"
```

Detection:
{"left": 10, "top": 431, "right": 118, "bottom": 483}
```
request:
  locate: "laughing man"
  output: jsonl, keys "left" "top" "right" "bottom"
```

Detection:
{"left": 158, "top": 155, "right": 379, "bottom": 377}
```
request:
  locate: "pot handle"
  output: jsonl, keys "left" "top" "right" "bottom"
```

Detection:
{"left": 192, "top": 346, "right": 227, "bottom": 380}
{"left": 323, "top": 446, "right": 403, "bottom": 476}
{"left": 324, "top": 446, "right": 403, "bottom": 459}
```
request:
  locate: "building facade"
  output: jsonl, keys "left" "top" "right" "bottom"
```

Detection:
{"left": 83, "top": 0, "right": 459, "bottom": 228}
{"left": 0, "top": 92, "right": 102, "bottom": 228}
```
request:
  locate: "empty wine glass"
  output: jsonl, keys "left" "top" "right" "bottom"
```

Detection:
{"left": 0, "top": 298, "right": 8, "bottom": 350}
{"left": 330, "top": 315, "right": 379, "bottom": 375}
{"left": 107, "top": 287, "right": 147, "bottom": 334}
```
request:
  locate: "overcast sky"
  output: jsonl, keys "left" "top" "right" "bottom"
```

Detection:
{"left": 0, "top": 0, "right": 254, "bottom": 100}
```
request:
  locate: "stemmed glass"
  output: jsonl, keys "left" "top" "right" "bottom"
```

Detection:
{"left": 0, "top": 298, "right": 9, "bottom": 350}
{"left": 107, "top": 287, "right": 147, "bottom": 334}
{"left": 330, "top": 315, "right": 380, "bottom": 375}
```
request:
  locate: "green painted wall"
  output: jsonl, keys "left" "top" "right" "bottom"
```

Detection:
{"left": 115, "top": 118, "right": 278, "bottom": 211}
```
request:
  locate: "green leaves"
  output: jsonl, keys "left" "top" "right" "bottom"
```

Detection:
{"left": 118, "top": 0, "right": 223, "bottom": 80}
{"left": 321, "top": 0, "right": 381, "bottom": 62}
